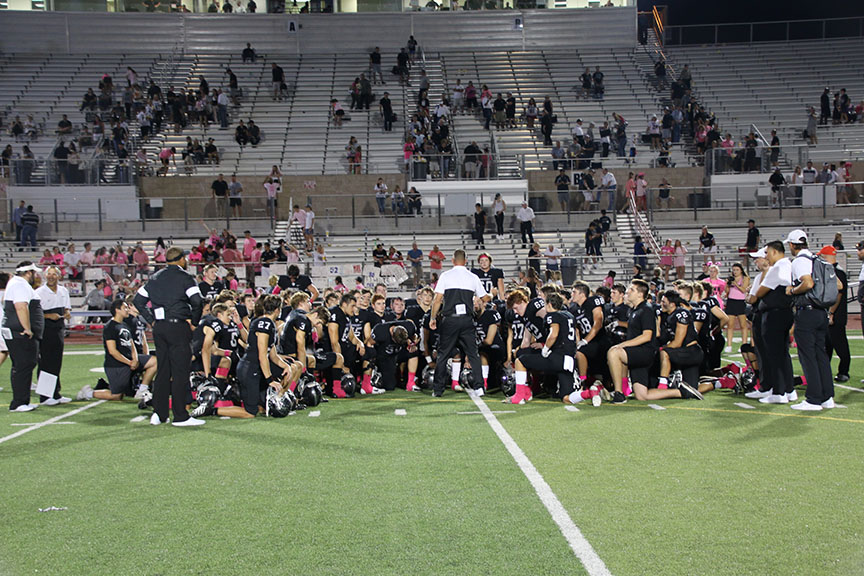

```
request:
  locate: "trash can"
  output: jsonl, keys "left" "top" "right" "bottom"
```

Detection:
{"left": 528, "top": 196, "right": 547, "bottom": 212}
{"left": 561, "top": 258, "right": 578, "bottom": 285}
{"left": 145, "top": 198, "right": 163, "bottom": 219}
{"left": 412, "top": 161, "right": 427, "bottom": 181}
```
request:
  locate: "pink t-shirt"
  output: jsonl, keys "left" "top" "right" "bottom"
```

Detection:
{"left": 660, "top": 245, "right": 675, "bottom": 267}
{"left": 708, "top": 277, "right": 727, "bottom": 305}
{"left": 243, "top": 237, "right": 256, "bottom": 260}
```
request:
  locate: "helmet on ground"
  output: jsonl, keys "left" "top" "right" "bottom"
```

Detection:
{"left": 340, "top": 373, "right": 357, "bottom": 397}
{"left": 190, "top": 372, "right": 207, "bottom": 391}
{"left": 266, "top": 387, "right": 296, "bottom": 418}
{"left": 501, "top": 365, "right": 517, "bottom": 397}
{"left": 369, "top": 367, "right": 382, "bottom": 390}
{"left": 459, "top": 366, "right": 475, "bottom": 390}
{"left": 421, "top": 364, "right": 435, "bottom": 389}
{"left": 295, "top": 374, "right": 323, "bottom": 407}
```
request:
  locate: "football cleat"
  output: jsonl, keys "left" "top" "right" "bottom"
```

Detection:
{"left": 137, "top": 389, "right": 153, "bottom": 410}
{"left": 678, "top": 382, "right": 704, "bottom": 400}
{"left": 133, "top": 385, "right": 150, "bottom": 400}
{"left": 76, "top": 385, "right": 94, "bottom": 401}
{"left": 590, "top": 384, "right": 602, "bottom": 407}
{"left": 369, "top": 368, "right": 383, "bottom": 390}
{"left": 668, "top": 370, "right": 683, "bottom": 389}
{"left": 192, "top": 385, "right": 219, "bottom": 416}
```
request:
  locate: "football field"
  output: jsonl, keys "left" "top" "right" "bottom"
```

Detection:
{"left": 1, "top": 344, "right": 863, "bottom": 576}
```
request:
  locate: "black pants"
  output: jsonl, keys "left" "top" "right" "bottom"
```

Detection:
{"left": 7, "top": 336, "right": 39, "bottom": 410}
{"left": 751, "top": 311, "right": 766, "bottom": 378}
{"left": 433, "top": 316, "right": 483, "bottom": 394}
{"left": 494, "top": 212, "right": 504, "bottom": 236}
{"left": 520, "top": 221, "right": 534, "bottom": 245}
{"left": 153, "top": 320, "right": 192, "bottom": 422}
{"left": 826, "top": 318, "right": 850, "bottom": 378}
{"left": 760, "top": 308, "right": 794, "bottom": 396}
{"left": 795, "top": 308, "right": 834, "bottom": 404}
{"left": 38, "top": 319, "right": 65, "bottom": 402}
{"left": 384, "top": 114, "right": 393, "bottom": 131}
{"left": 474, "top": 226, "right": 484, "bottom": 248}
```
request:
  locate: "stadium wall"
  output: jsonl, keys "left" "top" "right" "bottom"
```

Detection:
{"left": 0, "top": 8, "right": 636, "bottom": 55}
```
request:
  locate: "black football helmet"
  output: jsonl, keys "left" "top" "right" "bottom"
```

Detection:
{"left": 420, "top": 364, "right": 435, "bottom": 389}
{"left": 459, "top": 366, "right": 475, "bottom": 390}
{"left": 340, "top": 374, "right": 357, "bottom": 397}
{"left": 295, "top": 374, "right": 323, "bottom": 407}
{"left": 191, "top": 385, "right": 220, "bottom": 417}
{"left": 265, "top": 388, "right": 296, "bottom": 418}
{"left": 501, "top": 365, "right": 517, "bottom": 397}
{"left": 190, "top": 372, "right": 208, "bottom": 393}
{"left": 369, "top": 367, "right": 382, "bottom": 390}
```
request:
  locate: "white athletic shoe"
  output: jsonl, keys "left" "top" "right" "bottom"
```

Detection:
{"left": 724, "top": 346, "right": 732, "bottom": 353}
{"left": 590, "top": 384, "right": 602, "bottom": 407}
{"left": 790, "top": 401, "right": 822, "bottom": 412}
{"left": 371, "top": 386, "right": 386, "bottom": 395}
{"left": 759, "top": 394, "right": 789, "bottom": 404}
{"left": 57, "top": 396, "right": 72, "bottom": 404}
{"left": 821, "top": 398, "right": 836, "bottom": 409}
{"left": 172, "top": 416, "right": 206, "bottom": 427}
{"left": 785, "top": 390, "right": 798, "bottom": 402}
{"left": 473, "top": 387, "right": 486, "bottom": 397}
{"left": 150, "top": 412, "right": 166, "bottom": 426}
{"left": 745, "top": 389, "right": 772, "bottom": 400}
{"left": 134, "top": 386, "right": 150, "bottom": 400}
{"left": 567, "top": 391, "right": 585, "bottom": 404}
{"left": 40, "top": 398, "right": 61, "bottom": 406}
{"left": 10, "top": 404, "right": 36, "bottom": 413}
{"left": 76, "top": 385, "right": 94, "bottom": 401}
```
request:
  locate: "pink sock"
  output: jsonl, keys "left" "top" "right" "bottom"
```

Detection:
{"left": 483, "top": 377, "right": 488, "bottom": 389}
{"left": 622, "top": 377, "right": 632, "bottom": 397}
{"left": 581, "top": 389, "right": 592, "bottom": 400}
{"left": 361, "top": 374, "right": 372, "bottom": 393}
{"left": 406, "top": 372, "right": 416, "bottom": 390}
{"left": 332, "top": 380, "right": 347, "bottom": 398}
{"left": 288, "top": 380, "right": 297, "bottom": 392}
{"left": 658, "top": 383, "right": 668, "bottom": 390}
{"left": 452, "top": 380, "right": 459, "bottom": 390}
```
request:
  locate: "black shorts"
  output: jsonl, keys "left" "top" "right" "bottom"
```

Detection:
{"left": 625, "top": 344, "right": 657, "bottom": 387}
{"left": 664, "top": 344, "right": 703, "bottom": 369}
{"left": 229, "top": 197, "right": 242, "bottom": 207}
{"left": 577, "top": 339, "right": 603, "bottom": 362}
{"left": 192, "top": 353, "right": 224, "bottom": 374}
{"left": 725, "top": 298, "right": 746, "bottom": 316}
{"left": 313, "top": 350, "right": 338, "bottom": 371}
{"left": 517, "top": 350, "right": 576, "bottom": 398}
{"left": 375, "top": 354, "right": 399, "bottom": 391}
{"left": 105, "top": 365, "right": 132, "bottom": 395}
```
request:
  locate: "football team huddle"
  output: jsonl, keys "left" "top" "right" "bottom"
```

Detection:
{"left": 78, "top": 253, "right": 761, "bottom": 419}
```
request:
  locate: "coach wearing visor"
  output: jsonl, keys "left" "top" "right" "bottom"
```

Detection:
{"left": 134, "top": 247, "right": 204, "bottom": 427}
{"left": 2, "top": 262, "right": 45, "bottom": 412}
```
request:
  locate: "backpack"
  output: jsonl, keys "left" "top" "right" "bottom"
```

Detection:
{"left": 802, "top": 255, "right": 838, "bottom": 309}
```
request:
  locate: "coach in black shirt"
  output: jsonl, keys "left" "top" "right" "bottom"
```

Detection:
{"left": 429, "top": 249, "right": 490, "bottom": 397}
{"left": 819, "top": 246, "right": 849, "bottom": 382}
{"left": 134, "top": 247, "right": 204, "bottom": 427}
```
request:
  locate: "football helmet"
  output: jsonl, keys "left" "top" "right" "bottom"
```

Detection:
{"left": 191, "top": 385, "right": 220, "bottom": 417}
{"left": 501, "top": 366, "right": 517, "bottom": 397}
{"left": 421, "top": 364, "right": 436, "bottom": 389}
{"left": 369, "top": 367, "right": 382, "bottom": 390}
{"left": 459, "top": 366, "right": 475, "bottom": 390}
{"left": 190, "top": 372, "right": 208, "bottom": 391}
{"left": 265, "top": 387, "right": 296, "bottom": 418}
{"left": 295, "top": 374, "right": 323, "bottom": 407}
{"left": 340, "top": 374, "right": 357, "bottom": 398}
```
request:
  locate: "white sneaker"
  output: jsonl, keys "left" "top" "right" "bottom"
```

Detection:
{"left": 172, "top": 416, "right": 206, "bottom": 427}
{"left": 790, "top": 401, "right": 823, "bottom": 412}
{"left": 76, "top": 385, "right": 94, "bottom": 401}
{"left": 724, "top": 346, "right": 732, "bottom": 353}
{"left": 474, "top": 387, "right": 485, "bottom": 397}
{"left": 57, "top": 396, "right": 72, "bottom": 404}
{"left": 150, "top": 413, "right": 166, "bottom": 426}
{"left": 820, "top": 398, "right": 836, "bottom": 409}
{"left": 134, "top": 386, "right": 150, "bottom": 400}
{"left": 785, "top": 390, "right": 798, "bottom": 402}
{"left": 745, "top": 389, "right": 772, "bottom": 399}
{"left": 371, "top": 387, "right": 386, "bottom": 395}
{"left": 590, "top": 384, "right": 602, "bottom": 407}
{"left": 10, "top": 404, "right": 36, "bottom": 413}
{"left": 40, "top": 398, "right": 61, "bottom": 406}
{"left": 759, "top": 394, "right": 789, "bottom": 404}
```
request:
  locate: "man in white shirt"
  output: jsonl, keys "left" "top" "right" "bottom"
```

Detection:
{"left": 217, "top": 89, "right": 230, "bottom": 129}
{"left": 64, "top": 243, "right": 81, "bottom": 280}
{"left": 785, "top": 229, "right": 835, "bottom": 411}
{"left": 572, "top": 119, "right": 585, "bottom": 146}
{"left": 2, "top": 262, "right": 45, "bottom": 412}
{"left": 451, "top": 80, "right": 464, "bottom": 114}
{"left": 304, "top": 203, "right": 315, "bottom": 253}
{"left": 516, "top": 201, "right": 535, "bottom": 248}
{"left": 748, "top": 241, "right": 794, "bottom": 405}
{"left": 599, "top": 168, "right": 618, "bottom": 212}
{"left": 801, "top": 160, "right": 818, "bottom": 185}
{"left": 35, "top": 266, "right": 72, "bottom": 405}
{"left": 543, "top": 245, "right": 563, "bottom": 272}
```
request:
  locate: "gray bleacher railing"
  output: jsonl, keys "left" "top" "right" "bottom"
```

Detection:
{"left": 665, "top": 16, "right": 864, "bottom": 46}
{"left": 409, "top": 151, "right": 514, "bottom": 180}
{"left": 705, "top": 146, "right": 864, "bottom": 176}
{"left": 8, "top": 158, "right": 136, "bottom": 186}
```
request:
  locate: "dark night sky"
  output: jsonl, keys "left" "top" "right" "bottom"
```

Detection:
{"left": 637, "top": 0, "right": 864, "bottom": 26}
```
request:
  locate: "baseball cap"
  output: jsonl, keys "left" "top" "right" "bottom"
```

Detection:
{"left": 818, "top": 246, "right": 836, "bottom": 256}
{"left": 15, "top": 262, "right": 41, "bottom": 273}
{"left": 749, "top": 247, "right": 767, "bottom": 258}
{"left": 785, "top": 229, "right": 808, "bottom": 244}
{"left": 165, "top": 247, "right": 188, "bottom": 262}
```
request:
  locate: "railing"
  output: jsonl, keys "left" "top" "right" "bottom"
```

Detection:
{"left": 7, "top": 158, "right": 137, "bottom": 186}
{"left": 665, "top": 16, "right": 864, "bottom": 46}
{"left": 408, "top": 151, "right": 515, "bottom": 180}
{"left": 704, "top": 145, "right": 864, "bottom": 176}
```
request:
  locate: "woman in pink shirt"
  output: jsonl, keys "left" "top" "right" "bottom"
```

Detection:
{"left": 39, "top": 249, "right": 55, "bottom": 268}
{"left": 624, "top": 172, "right": 636, "bottom": 207}
{"left": 723, "top": 263, "right": 750, "bottom": 353}
{"left": 706, "top": 264, "right": 726, "bottom": 306}
{"left": 221, "top": 240, "right": 243, "bottom": 264}
{"left": 659, "top": 239, "right": 675, "bottom": 282}
{"left": 153, "top": 237, "right": 167, "bottom": 263}
{"left": 132, "top": 245, "right": 150, "bottom": 275}
{"left": 114, "top": 246, "right": 129, "bottom": 277}
{"left": 673, "top": 239, "right": 687, "bottom": 280}
{"left": 635, "top": 173, "right": 648, "bottom": 211}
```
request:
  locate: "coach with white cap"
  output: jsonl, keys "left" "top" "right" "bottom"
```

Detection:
{"left": 35, "top": 265, "right": 72, "bottom": 405}
{"left": 429, "top": 249, "right": 490, "bottom": 397}
{"left": 785, "top": 229, "right": 835, "bottom": 411}
{"left": 2, "top": 262, "right": 45, "bottom": 412}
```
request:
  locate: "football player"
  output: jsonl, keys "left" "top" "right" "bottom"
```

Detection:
{"left": 366, "top": 321, "right": 411, "bottom": 391}
{"left": 277, "top": 264, "right": 320, "bottom": 301}
{"left": 474, "top": 298, "right": 504, "bottom": 390}
{"left": 656, "top": 290, "right": 704, "bottom": 399}
{"left": 124, "top": 295, "right": 157, "bottom": 399}
{"left": 328, "top": 293, "right": 382, "bottom": 395}
{"left": 471, "top": 253, "right": 506, "bottom": 298}
{"left": 190, "top": 302, "right": 234, "bottom": 384}
{"left": 569, "top": 281, "right": 609, "bottom": 389}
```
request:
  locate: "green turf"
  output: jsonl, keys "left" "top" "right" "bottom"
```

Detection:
{"left": 1, "top": 342, "right": 863, "bottom": 575}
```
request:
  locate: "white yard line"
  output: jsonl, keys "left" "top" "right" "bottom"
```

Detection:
{"left": 130, "top": 415, "right": 147, "bottom": 423}
{"left": 835, "top": 383, "right": 863, "bottom": 393}
{"left": 734, "top": 402, "right": 756, "bottom": 410}
{"left": 394, "top": 409, "right": 407, "bottom": 416}
{"left": 308, "top": 410, "right": 321, "bottom": 417}
{"left": 11, "top": 421, "right": 76, "bottom": 426}
{"left": 470, "top": 395, "right": 612, "bottom": 576}
{"left": 647, "top": 404, "right": 666, "bottom": 411}
{"left": 0, "top": 401, "right": 106, "bottom": 446}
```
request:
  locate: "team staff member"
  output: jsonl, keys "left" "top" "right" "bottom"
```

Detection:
{"left": 786, "top": 230, "right": 834, "bottom": 411}
{"left": 133, "top": 247, "right": 205, "bottom": 427}
{"left": 2, "top": 262, "right": 45, "bottom": 412}
{"left": 429, "top": 249, "right": 490, "bottom": 397}
{"left": 857, "top": 240, "right": 864, "bottom": 383}
{"left": 35, "top": 266, "right": 72, "bottom": 405}
{"left": 819, "top": 246, "right": 850, "bottom": 383}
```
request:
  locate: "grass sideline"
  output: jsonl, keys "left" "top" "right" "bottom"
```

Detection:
{"left": 0, "top": 343, "right": 862, "bottom": 575}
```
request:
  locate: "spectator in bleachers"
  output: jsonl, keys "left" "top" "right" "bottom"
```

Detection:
{"left": 600, "top": 168, "right": 619, "bottom": 212}
{"left": 464, "top": 81, "right": 478, "bottom": 111}
{"left": 205, "top": 139, "right": 219, "bottom": 164}
{"left": 524, "top": 98, "right": 538, "bottom": 129}
{"left": 540, "top": 110, "right": 553, "bottom": 146}
{"left": 228, "top": 175, "right": 243, "bottom": 218}
{"left": 657, "top": 177, "right": 671, "bottom": 210}
{"left": 369, "top": 47, "right": 385, "bottom": 85}
{"left": 438, "top": 137, "right": 453, "bottom": 178}
{"left": 241, "top": 43, "right": 256, "bottom": 63}
{"left": 57, "top": 114, "right": 73, "bottom": 136}
{"left": 222, "top": 1, "right": 232, "bottom": 12}
{"left": 473, "top": 203, "right": 487, "bottom": 250}
{"left": 654, "top": 59, "right": 667, "bottom": 89}
{"left": 554, "top": 168, "right": 571, "bottom": 212}
{"left": 591, "top": 66, "right": 604, "bottom": 100}
{"left": 647, "top": 115, "right": 661, "bottom": 151}
{"left": 379, "top": 92, "right": 394, "bottom": 132}
{"left": 551, "top": 141, "right": 566, "bottom": 171}
{"left": 80, "top": 89, "right": 97, "bottom": 112}
{"left": 480, "top": 85, "right": 493, "bottom": 130}
{"left": 397, "top": 48, "right": 411, "bottom": 86}
{"left": 330, "top": 99, "right": 345, "bottom": 128}
{"left": 407, "top": 186, "right": 422, "bottom": 215}
{"left": 492, "top": 93, "right": 507, "bottom": 130}
{"left": 612, "top": 113, "right": 627, "bottom": 157}
{"left": 451, "top": 79, "right": 465, "bottom": 114}
{"left": 374, "top": 178, "right": 388, "bottom": 213}
{"left": 271, "top": 63, "right": 285, "bottom": 101}
{"left": 579, "top": 68, "right": 592, "bottom": 99}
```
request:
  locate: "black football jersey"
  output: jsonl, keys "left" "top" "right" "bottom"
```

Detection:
{"left": 470, "top": 267, "right": 504, "bottom": 295}
{"left": 246, "top": 316, "right": 276, "bottom": 359}
{"left": 545, "top": 310, "right": 576, "bottom": 355}
{"left": 329, "top": 306, "right": 354, "bottom": 344}
{"left": 663, "top": 307, "right": 697, "bottom": 347}
{"left": 520, "top": 297, "right": 547, "bottom": 342}
{"left": 191, "top": 314, "right": 224, "bottom": 356}
{"left": 626, "top": 301, "right": 657, "bottom": 349}
{"left": 475, "top": 306, "right": 503, "bottom": 349}
{"left": 219, "top": 319, "right": 241, "bottom": 353}
{"left": 505, "top": 308, "right": 525, "bottom": 345}
{"left": 279, "top": 309, "right": 312, "bottom": 356}
{"left": 422, "top": 310, "right": 440, "bottom": 352}
{"left": 371, "top": 320, "right": 417, "bottom": 356}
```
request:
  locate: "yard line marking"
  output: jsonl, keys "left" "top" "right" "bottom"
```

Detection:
{"left": 647, "top": 404, "right": 665, "bottom": 411}
{"left": 394, "top": 409, "right": 407, "bottom": 416}
{"left": 457, "top": 410, "right": 516, "bottom": 415}
{"left": 130, "top": 415, "right": 147, "bottom": 423}
{"left": 734, "top": 402, "right": 756, "bottom": 410}
{"left": 63, "top": 351, "right": 104, "bottom": 356}
{"left": 564, "top": 405, "right": 579, "bottom": 412}
{"left": 835, "top": 383, "right": 863, "bottom": 393}
{"left": 671, "top": 405, "right": 864, "bottom": 425}
{"left": 471, "top": 395, "right": 612, "bottom": 576}
{"left": 0, "top": 400, "right": 106, "bottom": 446}
{"left": 11, "top": 421, "right": 76, "bottom": 426}
{"left": 834, "top": 404, "right": 847, "bottom": 409}
{"left": 308, "top": 410, "right": 321, "bottom": 417}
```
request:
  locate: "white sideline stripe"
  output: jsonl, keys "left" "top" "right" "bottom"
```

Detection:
{"left": 647, "top": 404, "right": 665, "bottom": 411}
{"left": 564, "top": 405, "right": 580, "bottom": 412}
{"left": 308, "top": 410, "right": 321, "bottom": 417}
{"left": 11, "top": 421, "right": 76, "bottom": 426}
{"left": 0, "top": 400, "right": 106, "bottom": 445}
{"left": 394, "top": 409, "right": 407, "bottom": 416}
{"left": 835, "top": 384, "right": 864, "bottom": 393}
{"left": 63, "top": 351, "right": 104, "bottom": 356}
{"left": 457, "top": 410, "right": 516, "bottom": 415}
{"left": 470, "top": 395, "right": 612, "bottom": 576}
{"left": 130, "top": 415, "right": 147, "bottom": 423}
{"left": 734, "top": 402, "right": 756, "bottom": 410}
{"left": 834, "top": 404, "right": 848, "bottom": 409}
